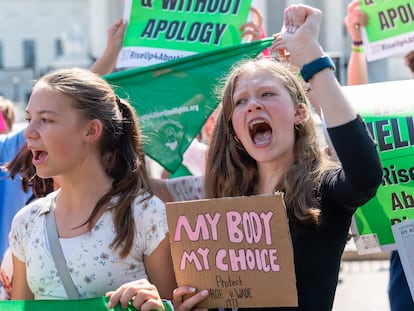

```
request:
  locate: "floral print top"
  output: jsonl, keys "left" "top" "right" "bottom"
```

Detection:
{"left": 9, "top": 190, "right": 168, "bottom": 300}
{"left": 165, "top": 175, "right": 205, "bottom": 201}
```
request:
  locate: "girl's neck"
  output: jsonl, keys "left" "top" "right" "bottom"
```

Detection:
{"left": 54, "top": 168, "right": 114, "bottom": 211}
{"left": 52, "top": 175, "right": 113, "bottom": 238}
{"left": 256, "top": 160, "right": 292, "bottom": 195}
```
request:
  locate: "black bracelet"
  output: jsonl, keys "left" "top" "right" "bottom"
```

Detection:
{"left": 300, "top": 56, "right": 335, "bottom": 83}
{"left": 353, "top": 40, "right": 363, "bottom": 46}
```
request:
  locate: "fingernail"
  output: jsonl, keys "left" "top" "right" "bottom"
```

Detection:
{"left": 189, "top": 287, "right": 196, "bottom": 292}
{"left": 200, "top": 290, "right": 209, "bottom": 296}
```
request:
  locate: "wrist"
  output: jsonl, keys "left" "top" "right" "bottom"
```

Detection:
{"left": 289, "top": 39, "right": 323, "bottom": 68}
{"left": 103, "top": 46, "right": 121, "bottom": 59}
{"left": 351, "top": 45, "right": 365, "bottom": 53}
{"left": 300, "top": 56, "right": 336, "bottom": 83}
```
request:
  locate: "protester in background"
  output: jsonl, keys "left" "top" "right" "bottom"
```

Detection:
{"left": 8, "top": 68, "right": 176, "bottom": 309}
{"left": 344, "top": 0, "right": 368, "bottom": 86}
{"left": 0, "top": 248, "right": 12, "bottom": 300}
{"left": 0, "top": 144, "right": 56, "bottom": 300}
{"left": 344, "top": 1, "right": 414, "bottom": 310}
{"left": 0, "top": 96, "right": 15, "bottom": 134}
{"left": 114, "top": 4, "right": 383, "bottom": 310}
{"left": 0, "top": 96, "right": 31, "bottom": 263}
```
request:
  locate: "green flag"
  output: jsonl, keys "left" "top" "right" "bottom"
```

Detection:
{"left": 0, "top": 297, "right": 174, "bottom": 311}
{"left": 104, "top": 38, "right": 273, "bottom": 173}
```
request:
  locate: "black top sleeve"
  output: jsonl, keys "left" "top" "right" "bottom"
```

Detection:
{"left": 324, "top": 115, "right": 383, "bottom": 210}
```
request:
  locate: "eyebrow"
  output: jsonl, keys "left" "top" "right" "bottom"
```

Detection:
{"left": 25, "top": 110, "right": 58, "bottom": 117}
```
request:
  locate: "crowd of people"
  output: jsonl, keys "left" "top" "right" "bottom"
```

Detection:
{"left": 0, "top": 1, "right": 412, "bottom": 310}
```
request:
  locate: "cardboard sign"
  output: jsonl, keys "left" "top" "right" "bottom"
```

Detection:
{"left": 391, "top": 219, "right": 414, "bottom": 299}
{"left": 166, "top": 194, "right": 298, "bottom": 308}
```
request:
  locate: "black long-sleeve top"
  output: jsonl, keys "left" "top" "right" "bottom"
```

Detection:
{"left": 236, "top": 116, "right": 383, "bottom": 311}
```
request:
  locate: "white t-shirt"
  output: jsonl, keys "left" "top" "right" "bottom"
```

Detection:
{"left": 9, "top": 190, "right": 168, "bottom": 300}
{"left": 165, "top": 175, "right": 205, "bottom": 201}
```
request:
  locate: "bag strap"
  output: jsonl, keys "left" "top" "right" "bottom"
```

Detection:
{"left": 45, "top": 198, "right": 81, "bottom": 299}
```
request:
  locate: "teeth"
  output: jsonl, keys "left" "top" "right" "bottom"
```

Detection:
{"left": 249, "top": 118, "right": 266, "bottom": 129}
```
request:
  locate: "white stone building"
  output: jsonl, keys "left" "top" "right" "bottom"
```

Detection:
{"left": 0, "top": 0, "right": 410, "bottom": 108}
{"left": 0, "top": 0, "right": 123, "bottom": 104}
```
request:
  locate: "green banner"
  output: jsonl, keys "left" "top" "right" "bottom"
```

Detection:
{"left": 342, "top": 80, "right": 414, "bottom": 254}
{"left": 359, "top": 0, "right": 414, "bottom": 61}
{"left": 118, "top": 0, "right": 253, "bottom": 67}
{"left": 105, "top": 38, "right": 273, "bottom": 173}
{"left": 0, "top": 297, "right": 173, "bottom": 311}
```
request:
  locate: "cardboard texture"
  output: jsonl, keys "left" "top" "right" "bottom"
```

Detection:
{"left": 166, "top": 194, "right": 298, "bottom": 308}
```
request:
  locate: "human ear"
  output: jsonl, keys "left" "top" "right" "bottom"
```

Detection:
{"left": 84, "top": 119, "right": 103, "bottom": 142}
{"left": 294, "top": 103, "right": 309, "bottom": 125}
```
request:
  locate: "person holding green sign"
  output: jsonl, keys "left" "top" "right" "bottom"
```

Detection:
{"left": 127, "top": 3, "right": 383, "bottom": 311}
{"left": 345, "top": 2, "right": 414, "bottom": 310}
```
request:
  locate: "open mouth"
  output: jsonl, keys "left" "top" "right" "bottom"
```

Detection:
{"left": 32, "top": 150, "right": 48, "bottom": 164}
{"left": 249, "top": 118, "right": 272, "bottom": 146}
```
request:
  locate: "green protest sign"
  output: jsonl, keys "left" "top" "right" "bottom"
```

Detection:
{"left": 0, "top": 297, "right": 174, "bottom": 311}
{"left": 359, "top": 0, "right": 414, "bottom": 61}
{"left": 342, "top": 79, "right": 414, "bottom": 254}
{"left": 118, "top": 0, "right": 253, "bottom": 67}
{"left": 105, "top": 38, "right": 273, "bottom": 173}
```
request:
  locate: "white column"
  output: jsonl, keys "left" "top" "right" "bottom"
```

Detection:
{"left": 88, "top": 0, "right": 110, "bottom": 59}
{"left": 322, "top": 0, "right": 343, "bottom": 53}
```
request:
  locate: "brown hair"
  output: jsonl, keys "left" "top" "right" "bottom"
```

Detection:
{"left": 405, "top": 50, "right": 414, "bottom": 74}
{"left": 6, "top": 143, "right": 54, "bottom": 198}
{"left": 37, "top": 68, "right": 152, "bottom": 258}
{"left": 205, "top": 58, "right": 338, "bottom": 227}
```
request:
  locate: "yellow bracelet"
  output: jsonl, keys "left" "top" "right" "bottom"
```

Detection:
{"left": 351, "top": 45, "right": 365, "bottom": 53}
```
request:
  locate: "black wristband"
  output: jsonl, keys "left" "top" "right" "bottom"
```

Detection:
{"left": 300, "top": 56, "right": 335, "bottom": 83}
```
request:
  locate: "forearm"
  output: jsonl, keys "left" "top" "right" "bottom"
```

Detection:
{"left": 144, "top": 237, "right": 177, "bottom": 300}
{"left": 10, "top": 255, "right": 34, "bottom": 300}
{"left": 150, "top": 178, "right": 174, "bottom": 202}
{"left": 90, "top": 18, "right": 126, "bottom": 76}
{"left": 306, "top": 59, "right": 357, "bottom": 128}
{"left": 347, "top": 50, "right": 368, "bottom": 85}
{"left": 90, "top": 49, "right": 119, "bottom": 76}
